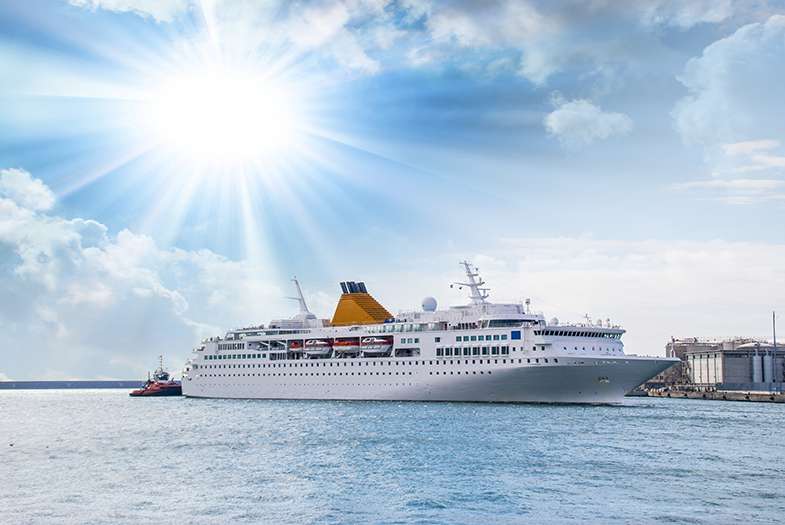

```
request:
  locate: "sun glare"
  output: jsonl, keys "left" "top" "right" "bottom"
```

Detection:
{"left": 148, "top": 69, "right": 301, "bottom": 162}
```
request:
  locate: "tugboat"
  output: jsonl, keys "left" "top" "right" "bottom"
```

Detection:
{"left": 129, "top": 356, "right": 182, "bottom": 397}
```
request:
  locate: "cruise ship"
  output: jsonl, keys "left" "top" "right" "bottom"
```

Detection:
{"left": 182, "top": 262, "right": 677, "bottom": 403}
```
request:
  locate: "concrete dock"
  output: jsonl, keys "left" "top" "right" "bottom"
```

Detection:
{"left": 647, "top": 389, "right": 785, "bottom": 403}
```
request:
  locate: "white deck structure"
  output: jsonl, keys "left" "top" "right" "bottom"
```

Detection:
{"left": 182, "top": 262, "right": 676, "bottom": 403}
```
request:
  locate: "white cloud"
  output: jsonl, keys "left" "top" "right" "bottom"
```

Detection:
{"left": 671, "top": 176, "right": 785, "bottom": 204}
{"left": 420, "top": 1, "right": 560, "bottom": 84}
{"left": 672, "top": 15, "right": 785, "bottom": 202}
{"left": 674, "top": 179, "right": 785, "bottom": 192}
{"left": 640, "top": 0, "right": 736, "bottom": 29}
{"left": 0, "top": 170, "right": 290, "bottom": 379}
{"left": 68, "top": 0, "right": 190, "bottom": 23}
{"left": 0, "top": 169, "right": 55, "bottom": 211}
{"left": 723, "top": 139, "right": 780, "bottom": 157}
{"left": 544, "top": 96, "right": 632, "bottom": 147}
{"left": 674, "top": 15, "right": 785, "bottom": 156}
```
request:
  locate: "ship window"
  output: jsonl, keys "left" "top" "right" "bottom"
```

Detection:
{"left": 470, "top": 335, "right": 477, "bottom": 341}
{"left": 436, "top": 348, "right": 443, "bottom": 356}
{"left": 502, "top": 347, "right": 509, "bottom": 355}
{"left": 535, "top": 358, "right": 539, "bottom": 363}
{"left": 481, "top": 347, "right": 489, "bottom": 355}
{"left": 554, "top": 358, "right": 558, "bottom": 363}
{"left": 491, "top": 347, "right": 499, "bottom": 355}
{"left": 472, "top": 347, "right": 479, "bottom": 356}
{"left": 414, "top": 338, "right": 419, "bottom": 343}
{"left": 456, "top": 336, "right": 461, "bottom": 342}
{"left": 435, "top": 337, "right": 441, "bottom": 343}
{"left": 493, "top": 335, "right": 500, "bottom": 340}
{"left": 463, "top": 348, "right": 470, "bottom": 356}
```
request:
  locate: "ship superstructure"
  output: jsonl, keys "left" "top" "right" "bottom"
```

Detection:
{"left": 181, "top": 263, "right": 676, "bottom": 403}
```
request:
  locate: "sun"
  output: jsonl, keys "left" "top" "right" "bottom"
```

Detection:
{"left": 147, "top": 67, "right": 302, "bottom": 162}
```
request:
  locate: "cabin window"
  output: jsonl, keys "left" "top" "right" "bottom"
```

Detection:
{"left": 481, "top": 347, "right": 489, "bottom": 355}
{"left": 436, "top": 348, "right": 443, "bottom": 356}
{"left": 493, "top": 335, "right": 500, "bottom": 340}
{"left": 491, "top": 347, "right": 499, "bottom": 355}
{"left": 435, "top": 337, "right": 441, "bottom": 343}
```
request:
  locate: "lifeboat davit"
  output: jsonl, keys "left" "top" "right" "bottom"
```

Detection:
{"left": 304, "top": 339, "right": 332, "bottom": 358}
{"left": 360, "top": 336, "right": 393, "bottom": 356}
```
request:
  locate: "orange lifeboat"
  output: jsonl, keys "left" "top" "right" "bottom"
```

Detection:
{"left": 333, "top": 339, "right": 360, "bottom": 354}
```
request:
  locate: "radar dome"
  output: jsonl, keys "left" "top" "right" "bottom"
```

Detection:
{"left": 421, "top": 296, "right": 437, "bottom": 312}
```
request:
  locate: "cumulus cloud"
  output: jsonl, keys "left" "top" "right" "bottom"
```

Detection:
{"left": 422, "top": 0, "right": 558, "bottom": 84}
{"left": 672, "top": 15, "right": 785, "bottom": 201}
{"left": 283, "top": 0, "right": 381, "bottom": 73}
{"left": 0, "top": 169, "right": 55, "bottom": 211}
{"left": 0, "top": 169, "right": 292, "bottom": 380}
{"left": 544, "top": 96, "right": 632, "bottom": 147}
{"left": 68, "top": 0, "right": 190, "bottom": 23}
{"left": 674, "top": 15, "right": 785, "bottom": 155}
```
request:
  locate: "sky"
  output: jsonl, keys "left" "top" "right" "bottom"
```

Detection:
{"left": 1, "top": 0, "right": 785, "bottom": 380}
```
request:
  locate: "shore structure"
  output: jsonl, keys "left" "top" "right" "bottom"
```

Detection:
{"left": 657, "top": 337, "right": 785, "bottom": 393}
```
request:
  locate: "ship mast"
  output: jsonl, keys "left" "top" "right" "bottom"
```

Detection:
{"left": 288, "top": 277, "right": 311, "bottom": 314}
{"left": 452, "top": 261, "right": 489, "bottom": 305}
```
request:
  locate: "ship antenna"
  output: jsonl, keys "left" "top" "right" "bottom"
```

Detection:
{"left": 287, "top": 277, "right": 311, "bottom": 314}
{"left": 452, "top": 260, "right": 489, "bottom": 305}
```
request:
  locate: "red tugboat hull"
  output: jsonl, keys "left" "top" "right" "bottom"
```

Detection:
{"left": 129, "top": 356, "right": 182, "bottom": 396}
{"left": 129, "top": 383, "right": 182, "bottom": 397}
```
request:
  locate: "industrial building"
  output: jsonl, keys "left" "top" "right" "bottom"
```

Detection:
{"left": 664, "top": 338, "right": 785, "bottom": 392}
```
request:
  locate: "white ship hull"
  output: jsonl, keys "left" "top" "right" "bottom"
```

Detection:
{"left": 182, "top": 266, "right": 677, "bottom": 404}
{"left": 182, "top": 355, "right": 675, "bottom": 404}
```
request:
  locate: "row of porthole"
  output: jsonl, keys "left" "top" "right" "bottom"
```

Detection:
{"left": 197, "top": 383, "right": 417, "bottom": 388}
{"left": 197, "top": 357, "right": 572, "bottom": 379}
{"left": 202, "top": 358, "right": 520, "bottom": 370}
{"left": 202, "top": 371, "right": 419, "bottom": 378}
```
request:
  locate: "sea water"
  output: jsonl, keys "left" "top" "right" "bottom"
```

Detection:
{"left": 1, "top": 390, "right": 784, "bottom": 524}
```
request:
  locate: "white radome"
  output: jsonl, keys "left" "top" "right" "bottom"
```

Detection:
{"left": 421, "top": 296, "right": 437, "bottom": 312}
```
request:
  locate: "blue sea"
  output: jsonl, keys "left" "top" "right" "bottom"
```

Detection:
{"left": 1, "top": 390, "right": 784, "bottom": 524}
